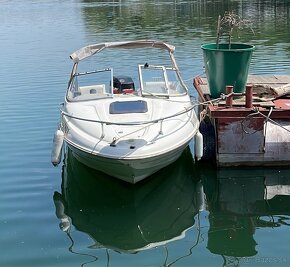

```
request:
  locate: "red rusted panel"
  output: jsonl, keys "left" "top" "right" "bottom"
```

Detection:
{"left": 274, "top": 99, "right": 290, "bottom": 110}
{"left": 216, "top": 117, "right": 265, "bottom": 154}
{"left": 209, "top": 106, "right": 258, "bottom": 118}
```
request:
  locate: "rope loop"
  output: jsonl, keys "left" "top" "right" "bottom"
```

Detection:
{"left": 241, "top": 107, "right": 290, "bottom": 135}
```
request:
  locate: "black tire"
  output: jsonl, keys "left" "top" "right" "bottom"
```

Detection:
{"left": 199, "top": 118, "right": 216, "bottom": 161}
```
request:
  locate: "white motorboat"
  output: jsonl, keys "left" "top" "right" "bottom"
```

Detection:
{"left": 52, "top": 40, "right": 201, "bottom": 183}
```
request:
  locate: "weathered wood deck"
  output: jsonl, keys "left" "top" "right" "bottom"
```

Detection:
{"left": 195, "top": 75, "right": 290, "bottom": 106}
{"left": 194, "top": 75, "right": 290, "bottom": 167}
{"left": 197, "top": 74, "right": 290, "bottom": 95}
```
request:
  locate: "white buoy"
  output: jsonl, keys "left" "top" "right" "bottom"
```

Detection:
{"left": 194, "top": 130, "right": 203, "bottom": 160}
{"left": 51, "top": 129, "right": 64, "bottom": 166}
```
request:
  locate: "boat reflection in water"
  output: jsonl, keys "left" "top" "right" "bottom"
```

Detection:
{"left": 202, "top": 166, "right": 290, "bottom": 266}
{"left": 53, "top": 147, "right": 203, "bottom": 265}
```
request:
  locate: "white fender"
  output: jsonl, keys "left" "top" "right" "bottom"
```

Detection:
{"left": 51, "top": 129, "right": 64, "bottom": 166}
{"left": 53, "top": 192, "right": 71, "bottom": 232}
{"left": 194, "top": 130, "right": 203, "bottom": 160}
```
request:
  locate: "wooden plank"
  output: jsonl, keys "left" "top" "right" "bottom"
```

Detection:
{"left": 248, "top": 75, "right": 290, "bottom": 84}
{"left": 199, "top": 75, "right": 290, "bottom": 85}
{"left": 196, "top": 75, "right": 290, "bottom": 99}
{"left": 200, "top": 84, "right": 210, "bottom": 95}
{"left": 247, "top": 75, "right": 272, "bottom": 84}
{"left": 273, "top": 75, "right": 290, "bottom": 83}
{"left": 217, "top": 100, "right": 275, "bottom": 107}
{"left": 272, "top": 83, "right": 290, "bottom": 97}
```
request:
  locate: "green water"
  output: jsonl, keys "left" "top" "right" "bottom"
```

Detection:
{"left": 0, "top": 0, "right": 290, "bottom": 266}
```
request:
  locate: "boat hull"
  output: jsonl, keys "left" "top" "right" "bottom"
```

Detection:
{"left": 67, "top": 140, "right": 191, "bottom": 184}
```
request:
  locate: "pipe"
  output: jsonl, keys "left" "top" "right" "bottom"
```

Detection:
{"left": 225, "top": 86, "right": 233, "bottom": 107}
{"left": 246, "top": 85, "right": 253, "bottom": 108}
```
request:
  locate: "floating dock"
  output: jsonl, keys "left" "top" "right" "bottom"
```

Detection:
{"left": 194, "top": 75, "right": 290, "bottom": 166}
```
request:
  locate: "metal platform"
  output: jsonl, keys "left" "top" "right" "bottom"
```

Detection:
{"left": 194, "top": 75, "right": 290, "bottom": 166}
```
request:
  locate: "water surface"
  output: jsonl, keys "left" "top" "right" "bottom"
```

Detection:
{"left": 0, "top": 1, "right": 290, "bottom": 266}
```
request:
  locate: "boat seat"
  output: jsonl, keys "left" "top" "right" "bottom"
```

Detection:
{"left": 143, "top": 81, "right": 167, "bottom": 94}
{"left": 79, "top": 84, "right": 106, "bottom": 95}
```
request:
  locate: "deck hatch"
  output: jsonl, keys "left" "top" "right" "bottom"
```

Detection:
{"left": 109, "top": 100, "right": 148, "bottom": 114}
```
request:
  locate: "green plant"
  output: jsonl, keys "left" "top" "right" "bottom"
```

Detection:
{"left": 216, "top": 11, "right": 254, "bottom": 49}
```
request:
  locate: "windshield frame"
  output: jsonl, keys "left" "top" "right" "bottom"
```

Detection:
{"left": 66, "top": 68, "right": 114, "bottom": 102}
{"left": 138, "top": 64, "right": 187, "bottom": 97}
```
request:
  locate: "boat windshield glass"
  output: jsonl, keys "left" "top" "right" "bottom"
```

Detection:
{"left": 139, "top": 64, "right": 187, "bottom": 96}
{"left": 67, "top": 68, "right": 113, "bottom": 101}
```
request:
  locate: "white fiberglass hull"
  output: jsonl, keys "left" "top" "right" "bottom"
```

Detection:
{"left": 67, "top": 140, "right": 191, "bottom": 184}
{"left": 62, "top": 95, "right": 198, "bottom": 183}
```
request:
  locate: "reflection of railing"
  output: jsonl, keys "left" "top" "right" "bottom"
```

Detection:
{"left": 164, "top": 212, "right": 202, "bottom": 267}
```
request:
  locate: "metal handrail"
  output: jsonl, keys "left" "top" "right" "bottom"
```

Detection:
{"left": 60, "top": 104, "right": 196, "bottom": 126}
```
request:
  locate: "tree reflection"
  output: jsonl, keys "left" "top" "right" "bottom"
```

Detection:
{"left": 79, "top": 0, "right": 289, "bottom": 44}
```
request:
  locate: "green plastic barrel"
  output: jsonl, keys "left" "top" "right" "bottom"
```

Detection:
{"left": 201, "top": 43, "right": 255, "bottom": 98}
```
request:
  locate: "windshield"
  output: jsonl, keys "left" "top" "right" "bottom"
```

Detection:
{"left": 139, "top": 64, "right": 187, "bottom": 96}
{"left": 66, "top": 54, "right": 188, "bottom": 102}
{"left": 67, "top": 68, "right": 113, "bottom": 101}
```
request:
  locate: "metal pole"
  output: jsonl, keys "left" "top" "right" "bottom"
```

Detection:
{"left": 226, "top": 86, "right": 233, "bottom": 107}
{"left": 245, "top": 85, "right": 253, "bottom": 108}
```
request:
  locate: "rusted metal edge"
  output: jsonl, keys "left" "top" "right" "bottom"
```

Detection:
{"left": 208, "top": 105, "right": 290, "bottom": 119}
{"left": 193, "top": 76, "right": 206, "bottom": 103}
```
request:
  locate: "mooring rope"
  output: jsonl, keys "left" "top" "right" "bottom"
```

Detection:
{"left": 60, "top": 82, "right": 235, "bottom": 127}
{"left": 241, "top": 109, "right": 264, "bottom": 135}
{"left": 196, "top": 93, "right": 290, "bottom": 135}
{"left": 252, "top": 107, "right": 290, "bottom": 134}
